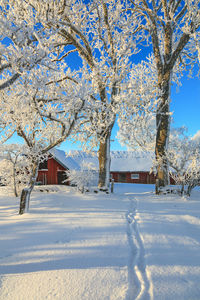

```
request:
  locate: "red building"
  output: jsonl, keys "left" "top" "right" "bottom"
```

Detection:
{"left": 110, "top": 171, "right": 156, "bottom": 184}
{"left": 37, "top": 157, "right": 68, "bottom": 185}
{"left": 37, "top": 148, "right": 80, "bottom": 185}
{"left": 37, "top": 149, "right": 174, "bottom": 185}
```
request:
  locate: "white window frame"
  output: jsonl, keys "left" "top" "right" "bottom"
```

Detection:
{"left": 131, "top": 173, "right": 139, "bottom": 180}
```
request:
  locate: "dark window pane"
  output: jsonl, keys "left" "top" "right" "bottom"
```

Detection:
{"left": 39, "top": 160, "right": 48, "bottom": 170}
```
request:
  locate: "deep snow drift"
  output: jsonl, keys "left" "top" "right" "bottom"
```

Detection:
{"left": 0, "top": 184, "right": 200, "bottom": 300}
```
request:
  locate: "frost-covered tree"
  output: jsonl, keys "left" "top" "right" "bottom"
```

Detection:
{"left": 165, "top": 127, "right": 200, "bottom": 196}
{"left": 0, "top": 144, "right": 30, "bottom": 197}
{"left": 0, "top": 0, "right": 53, "bottom": 90}
{"left": 0, "top": 64, "right": 88, "bottom": 214}
{"left": 129, "top": 0, "right": 200, "bottom": 191}
{"left": 117, "top": 55, "right": 158, "bottom": 151}
{"left": 66, "top": 162, "right": 98, "bottom": 193}
{"left": 11, "top": 0, "right": 143, "bottom": 191}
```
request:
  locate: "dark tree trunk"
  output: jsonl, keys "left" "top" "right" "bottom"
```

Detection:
{"left": 19, "top": 188, "right": 29, "bottom": 215}
{"left": 155, "top": 70, "right": 171, "bottom": 193}
{"left": 187, "top": 182, "right": 196, "bottom": 197}
{"left": 180, "top": 184, "right": 185, "bottom": 196}
{"left": 98, "top": 131, "right": 111, "bottom": 191}
{"left": 13, "top": 166, "right": 18, "bottom": 197}
{"left": 19, "top": 160, "right": 39, "bottom": 215}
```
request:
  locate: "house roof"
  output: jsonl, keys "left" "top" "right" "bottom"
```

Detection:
{"left": 49, "top": 148, "right": 80, "bottom": 171}
{"left": 50, "top": 149, "right": 154, "bottom": 172}
{"left": 110, "top": 151, "right": 153, "bottom": 172}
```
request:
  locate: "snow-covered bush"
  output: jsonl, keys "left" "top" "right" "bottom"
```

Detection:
{"left": 66, "top": 162, "right": 98, "bottom": 193}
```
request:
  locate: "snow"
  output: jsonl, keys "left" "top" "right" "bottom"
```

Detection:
{"left": 49, "top": 148, "right": 80, "bottom": 170}
{"left": 66, "top": 150, "right": 153, "bottom": 172}
{"left": 0, "top": 184, "right": 200, "bottom": 300}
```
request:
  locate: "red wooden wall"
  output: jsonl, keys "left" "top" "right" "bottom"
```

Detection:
{"left": 110, "top": 171, "right": 175, "bottom": 184}
{"left": 37, "top": 158, "right": 175, "bottom": 185}
{"left": 110, "top": 171, "right": 156, "bottom": 184}
{"left": 37, "top": 157, "right": 68, "bottom": 185}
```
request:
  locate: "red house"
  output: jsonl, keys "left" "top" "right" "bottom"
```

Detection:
{"left": 109, "top": 151, "right": 157, "bottom": 184}
{"left": 37, "top": 148, "right": 80, "bottom": 185}
{"left": 37, "top": 149, "right": 166, "bottom": 185}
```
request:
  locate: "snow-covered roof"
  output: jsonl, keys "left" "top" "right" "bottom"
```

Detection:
{"left": 50, "top": 149, "right": 153, "bottom": 172}
{"left": 110, "top": 151, "right": 153, "bottom": 172}
{"left": 49, "top": 148, "right": 80, "bottom": 171}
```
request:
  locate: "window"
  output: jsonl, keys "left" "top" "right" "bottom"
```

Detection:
{"left": 118, "top": 173, "right": 126, "bottom": 182}
{"left": 131, "top": 173, "right": 139, "bottom": 180}
{"left": 39, "top": 160, "right": 48, "bottom": 170}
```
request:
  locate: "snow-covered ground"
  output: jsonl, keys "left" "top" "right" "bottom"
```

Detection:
{"left": 0, "top": 184, "right": 200, "bottom": 300}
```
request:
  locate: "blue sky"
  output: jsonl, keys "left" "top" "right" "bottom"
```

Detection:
{"left": 170, "top": 76, "right": 200, "bottom": 134}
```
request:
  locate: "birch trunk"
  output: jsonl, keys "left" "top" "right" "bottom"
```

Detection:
{"left": 98, "top": 131, "right": 111, "bottom": 191}
{"left": 19, "top": 160, "right": 39, "bottom": 215}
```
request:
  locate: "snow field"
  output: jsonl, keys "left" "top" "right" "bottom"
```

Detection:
{"left": 134, "top": 189, "right": 200, "bottom": 300}
{"left": 0, "top": 184, "right": 200, "bottom": 300}
{"left": 0, "top": 186, "right": 131, "bottom": 300}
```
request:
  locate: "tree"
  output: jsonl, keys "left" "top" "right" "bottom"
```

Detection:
{"left": 117, "top": 55, "right": 158, "bottom": 151}
{"left": 0, "top": 144, "right": 30, "bottom": 197}
{"left": 12, "top": 0, "right": 143, "bottom": 190}
{"left": 0, "top": 64, "right": 88, "bottom": 214}
{"left": 0, "top": 0, "right": 52, "bottom": 91}
{"left": 66, "top": 161, "right": 98, "bottom": 193}
{"left": 165, "top": 127, "right": 200, "bottom": 196}
{"left": 129, "top": 0, "right": 200, "bottom": 191}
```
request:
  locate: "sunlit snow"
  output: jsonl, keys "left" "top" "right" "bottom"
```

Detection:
{"left": 0, "top": 184, "right": 200, "bottom": 300}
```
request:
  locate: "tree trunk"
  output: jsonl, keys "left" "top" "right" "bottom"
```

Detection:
{"left": 180, "top": 184, "right": 185, "bottom": 196}
{"left": 13, "top": 167, "right": 18, "bottom": 197}
{"left": 155, "top": 70, "right": 171, "bottom": 193}
{"left": 19, "top": 160, "right": 39, "bottom": 215}
{"left": 98, "top": 131, "right": 111, "bottom": 191}
{"left": 187, "top": 182, "right": 195, "bottom": 197}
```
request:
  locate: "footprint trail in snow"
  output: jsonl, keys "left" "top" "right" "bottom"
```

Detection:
{"left": 125, "top": 197, "right": 153, "bottom": 300}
